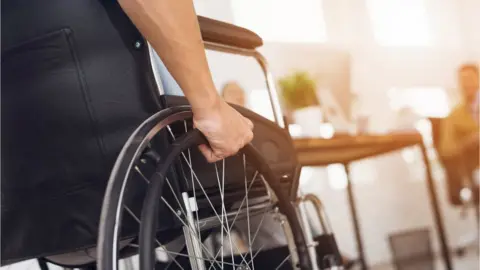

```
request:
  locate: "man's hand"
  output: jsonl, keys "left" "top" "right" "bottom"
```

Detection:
{"left": 119, "top": 0, "right": 253, "bottom": 160}
{"left": 193, "top": 98, "right": 254, "bottom": 163}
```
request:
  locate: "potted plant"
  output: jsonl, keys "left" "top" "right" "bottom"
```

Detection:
{"left": 279, "top": 71, "right": 322, "bottom": 136}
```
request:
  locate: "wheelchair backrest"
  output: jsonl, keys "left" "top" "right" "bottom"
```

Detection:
{"left": 1, "top": 0, "right": 162, "bottom": 263}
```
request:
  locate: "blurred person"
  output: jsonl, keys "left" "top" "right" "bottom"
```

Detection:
{"left": 439, "top": 64, "right": 480, "bottom": 257}
{"left": 222, "top": 81, "right": 247, "bottom": 107}
{"left": 440, "top": 64, "right": 479, "bottom": 167}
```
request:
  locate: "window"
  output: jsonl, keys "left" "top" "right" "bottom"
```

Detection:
{"left": 327, "top": 164, "right": 348, "bottom": 190}
{"left": 325, "top": 161, "right": 377, "bottom": 190}
{"left": 248, "top": 89, "right": 275, "bottom": 121}
{"left": 299, "top": 166, "right": 316, "bottom": 187}
{"left": 388, "top": 87, "right": 451, "bottom": 181}
{"left": 230, "top": 0, "right": 328, "bottom": 43}
{"left": 350, "top": 160, "right": 377, "bottom": 185}
{"left": 388, "top": 87, "right": 450, "bottom": 118}
{"left": 288, "top": 123, "right": 335, "bottom": 138}
{"left": 366, "top": 0, "right": 431, "bottom": 46}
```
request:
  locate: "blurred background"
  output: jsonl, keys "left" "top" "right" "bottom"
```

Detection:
{"left": 3, "top": 0, "right": 478, "bottom": 269}
{"left": 196, "top": 0, "right": 479, "bottom": 269}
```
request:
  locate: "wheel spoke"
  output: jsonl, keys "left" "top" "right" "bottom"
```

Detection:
{"left": 163, "top": 248, "right": 244, "bottom": 268}
{"left": 184, "top": 121, "right": 202, "bottom": 244}
{"left": 214, "top": 162, "right": 231, "bottom": 269}
{"left": 135, "top": 166, "right": 187, "bottom": 218}
{"left": 131, "top": 242, "right": 245, "bottom": 268}
{"left": 124, "top": 207, "right": 185, "bottom": 270}
{"left": 161, "top": 197, "right": 223, "bottom": 269}
{"left": 167, "top": 126, "right": 225, "bottom": 232}
{"left": 227, "top": 171, "right": 259, "bottom": 233}
{"left": 248, "top": 243, "right": 266, "bottom": 265}
{"left": 167, "top": 127, "right": 252, "bottom": 267}
{"left": 275, "top": 254, "right": 292, "bottom": 270}
{"left": 244, "top": 154, "right": 254, "bottom": 269}
{"left": 103, "top": 114, "right": 304, "bottom": 270}
{"left": 207, "top": 247, "right": 222, "bottom": 270}
{"left": 249, "top": 208, "right": 269, "bottom": 249}
{"left": 179, "top": 151, "right": 251, "bottom": 266}
{"left": 212, "top": 163, "right": 258, "bottom": 267}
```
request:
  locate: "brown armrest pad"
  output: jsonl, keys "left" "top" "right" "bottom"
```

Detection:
{"left": 198, "top": 16, "right": 263, "bottom": 49}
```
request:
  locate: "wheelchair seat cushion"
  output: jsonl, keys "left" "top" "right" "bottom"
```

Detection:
{"left": 198, "top": 16, "right": 263, "bottom": 49}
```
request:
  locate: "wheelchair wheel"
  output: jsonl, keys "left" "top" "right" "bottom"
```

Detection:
{"left": 98, "top": 106, "right": 311, "bottom": 270}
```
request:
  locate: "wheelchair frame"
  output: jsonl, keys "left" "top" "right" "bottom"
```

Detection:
{"left": 30, "top": 16, "right": 342, "bottom": 270}
{"left": 180, "top": 37, "right": 343, "bottom": 270}
{"left": 146, "top": 41, "right": 311, "bottom": 269}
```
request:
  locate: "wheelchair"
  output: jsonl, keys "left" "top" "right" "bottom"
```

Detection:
{"left": 1, "top": 1, "right": 343, "bottom": 269}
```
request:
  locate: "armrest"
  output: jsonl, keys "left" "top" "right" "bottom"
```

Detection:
{"left": 197, "top": 16, "right": 263, "bottom": 50}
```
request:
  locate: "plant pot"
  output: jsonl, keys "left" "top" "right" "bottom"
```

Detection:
{"left": 293, "top": 106, "right": 323, "bottom": 137}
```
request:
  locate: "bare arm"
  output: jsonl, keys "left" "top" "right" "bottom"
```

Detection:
{"left": 119, "top": 0, "right": 253, "bottom": 162}
{"left": 118, "top": 0, "right": 218, "bottom": 112}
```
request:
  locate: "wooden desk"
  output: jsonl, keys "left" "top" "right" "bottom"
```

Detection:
{"left": 294, "top": 133, "right": 421, "bottom": 166}
{"left": 293, "top": 133, "right": 453, "bottom": 270}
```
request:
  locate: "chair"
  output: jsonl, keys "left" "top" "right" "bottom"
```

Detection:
{"left": 388, "top": 228, "right": 434, "bottom": 270}
{"left": 1, "top": 1, "right": 342, "bottom": 269}
{"left": 429, "top": 117, "right": 479, "bottom": 255}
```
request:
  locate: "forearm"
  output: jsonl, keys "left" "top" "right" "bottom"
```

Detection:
{"left": 119, "top": 0, "right": 220, "bottom": 112}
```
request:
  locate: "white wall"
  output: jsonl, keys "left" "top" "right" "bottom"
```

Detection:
{"left": 194, "top": 0, "right": 479, "bottom": 265}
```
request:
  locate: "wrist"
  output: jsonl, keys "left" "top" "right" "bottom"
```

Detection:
{"left": 190, "top": 91, "right": 223, "bottom": 118}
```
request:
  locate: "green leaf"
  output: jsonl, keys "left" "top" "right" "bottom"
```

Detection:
{"left": 278, "top": 71, "right": 319, "bottom": 110}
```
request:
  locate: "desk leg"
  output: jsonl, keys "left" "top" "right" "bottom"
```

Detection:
{"left": 344, "top": 163, "right": 368, "bottom": 270}
{"left": 419, "top": 143, "right": 453, "bottom": 270}
{"left": 37, "top": 258, "right": 50, "bottom": 270}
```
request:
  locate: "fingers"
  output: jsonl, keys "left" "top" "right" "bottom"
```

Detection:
{"left": 199, "top": 144, "right": 238, "bottom": 163}
{"left": 198, "top": 144, "right": 222, "bottom": 163}
{"left": 198, "top": 136, "right": 247, "bottom": 163}
{"left": 245, "top": 118, "right": 254, "bottom": 130}
{"left": 194, "top": 104, "right": 255, "bottom": 163}
{"left": 240, "top": 128, "right": 253, "bottom": 149}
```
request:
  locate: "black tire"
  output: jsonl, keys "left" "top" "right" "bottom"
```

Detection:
{"left": 97, "top": 107, "right": 311, "bottom": 270}
{"left": 98, "top": 107, "right": 192, "bottom": 270}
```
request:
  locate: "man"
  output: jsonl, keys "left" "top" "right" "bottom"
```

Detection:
{"left": 440, "top": 64, "right": 479, "bottom": 164}
{"left": 439, "top": 64, "right": 479, "bottom": 207}
{"left": 120, "top": 0, "right": 253, "bottom": 161}
{"left": 1, "top": 0, "right": 252, "bottom": 265}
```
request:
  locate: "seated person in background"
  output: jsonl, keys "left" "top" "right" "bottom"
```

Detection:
{"left": 440, "top": 63, "right": 479, "bottom": 171}
{"left": 222, "top": 81, "right": 247, "bottom": 107}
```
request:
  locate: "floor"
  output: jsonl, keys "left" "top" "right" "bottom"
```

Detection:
{"left": 2, "top": 252, "right": 478, "bottom": 270}
{"left": 370, "top": 253, "right": 479, "bottom": 270}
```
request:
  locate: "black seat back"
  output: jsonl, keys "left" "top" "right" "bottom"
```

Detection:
{"left": 1, "top": 0, "right": 161, "bottom": 263}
